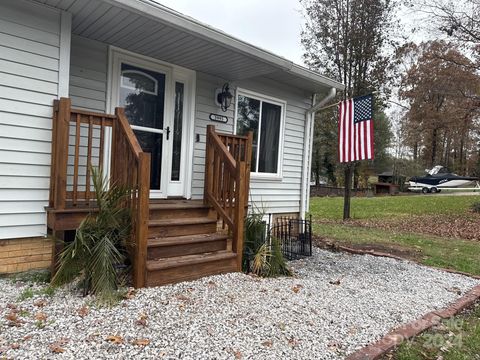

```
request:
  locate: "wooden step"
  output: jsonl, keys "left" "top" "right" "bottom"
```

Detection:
{"left": 148, "top": 217, "right": 217, "bottom": 237}
{"left": 149, "top": 201, "right": 211, "bottom": 220}
{"left": 145, "top": 251, "right": 238, "bottom": 287}
{"left": 148, "top": 233, "right": 229, "bottom": 259}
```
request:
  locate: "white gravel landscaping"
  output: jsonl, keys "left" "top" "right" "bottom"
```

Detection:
{"left": 1, "top": 248, "right": 479, "bottom": 359}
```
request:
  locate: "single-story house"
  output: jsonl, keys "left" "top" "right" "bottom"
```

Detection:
{"left": 0, "top": 0, "right": 344, "bottom": 287}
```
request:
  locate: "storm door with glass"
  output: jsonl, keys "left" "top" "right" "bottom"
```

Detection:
{"left": 119, "top": 63, "right": 169, "bottom": 196}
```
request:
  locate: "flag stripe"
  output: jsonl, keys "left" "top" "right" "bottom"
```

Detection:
{"left": 370, "top": 119, "right": 374, "bottom": 158}
{"left": 338, "top": 103, "right": 344, "bottom": 162}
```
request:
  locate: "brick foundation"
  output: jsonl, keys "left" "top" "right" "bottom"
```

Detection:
{"left": 0, "top": 237, "right": 53, "bottom": 274}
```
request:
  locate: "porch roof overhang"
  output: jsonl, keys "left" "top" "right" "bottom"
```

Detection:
{"left": 35, "top": 0, "right": 344, "bottom": 94}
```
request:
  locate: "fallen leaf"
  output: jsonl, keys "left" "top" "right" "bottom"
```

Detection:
{"left": 292, "top": 284, "right": 303, "bottom": 293}
{"left": 106, "top": 335, "right": 123, "bottom": 344}
{"left": 5, "top": 312, "right": 23, "bottom": 326}
{"left": 261, "top": 340, "right": 273, "bottom": 347}
{"left": 124, "top": 288, "right": 137, "bottom": 299}
{"left": 35, "top": 312, "right": 47, "bottom": 321}
{"left": 34, "top": 299, "right": 47, "bottom": 308}
{"left": 132, "top": 338, "right": 150, "bottom": 346}
{"left": 77, "top": 306, "right": 89, "bottom": 318}
{"left": 136, "top": 312, "right": 148, "bottom": 327}
{"left": 176, "top": 294, "right": 190, "bottom": 302}
{"left": 49, "top": 344, "right": 65, "bottom": 353}
{"left": 288, "top": 337, "right": 300, "bottom": 348}
{"left": 10, "top": 343, "right": 20, "bottom": 350}
{"left": 329, "top": 276, "right": 344, "bottom": 286}
{"left": 6, "top": 303, "right": 17, "bottom": 310}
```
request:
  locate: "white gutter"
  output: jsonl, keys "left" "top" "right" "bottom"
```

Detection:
{"left": 300, "top": 87, "right": 337, "bottom": 219}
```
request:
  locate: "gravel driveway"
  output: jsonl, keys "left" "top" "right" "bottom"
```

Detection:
{"left": 1, "top": 248, "right": 478, "bottom": 359}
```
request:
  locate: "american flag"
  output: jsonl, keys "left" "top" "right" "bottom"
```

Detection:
{"left": 338, "top": 94, "right": 374, "bottom": 163}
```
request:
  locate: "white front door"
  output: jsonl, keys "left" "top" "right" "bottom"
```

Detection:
{"left": 109, "top": 50, "right": 195, "bottom": 198}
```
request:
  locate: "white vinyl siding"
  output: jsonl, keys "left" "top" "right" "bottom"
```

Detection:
{"left": 0, "top": 0, "right": 68, "bottom": 239}
{"left": 69, "top": 35, "right": 108, "bottom": 112}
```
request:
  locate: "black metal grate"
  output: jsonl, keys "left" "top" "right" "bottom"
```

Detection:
{"left": 269, "top": 215, "right": 312, "bottom": 260}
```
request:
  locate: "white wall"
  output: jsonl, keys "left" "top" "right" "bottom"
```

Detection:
{"left": 70, "top": 36, "right": 311, "bottom": 215}
{"left": 0, "top": 0, "right": 70, "bottom": 239}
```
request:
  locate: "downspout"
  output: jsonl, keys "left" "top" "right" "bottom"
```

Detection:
{"left": 300, "top": 87, "right": 337, "bottom": 219}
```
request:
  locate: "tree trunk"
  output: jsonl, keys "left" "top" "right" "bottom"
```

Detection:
{"left": 343, "top": 164, "right": 353, "bottom": 220}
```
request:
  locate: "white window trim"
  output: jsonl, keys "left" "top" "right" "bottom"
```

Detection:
{"left": 233, "top": 87, "right": 286, "bottom": 180}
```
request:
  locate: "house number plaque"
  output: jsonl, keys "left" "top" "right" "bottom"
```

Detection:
{"left": 209, "top": 113, "right": 228, "bottom": 124}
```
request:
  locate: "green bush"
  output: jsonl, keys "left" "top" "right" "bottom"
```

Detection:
{"left": 51, "top": 167, "right": 131, "bottom": 304}
{"left": 471, "top": 201, "right": 480, "bottom": 213}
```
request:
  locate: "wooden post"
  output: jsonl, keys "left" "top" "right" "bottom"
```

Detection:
{"left": 234, "top": 161, "right": 247, "bottom": 271}
{"left": 53, "top": 97, "right": 71, "bottom": 210}
{"left": 48, "top": 100, "right": 59, "bottom": 208}
{"left": 133, "top": 152, "right": 150, "bottom": 288}
{"left": 244, "top": 131, "right": 253, "bottom": 208}
{"left": 204, "top": 125, "right": 215, "bottom": 204}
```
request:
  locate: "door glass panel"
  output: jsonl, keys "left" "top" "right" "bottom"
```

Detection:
{"left": 133, "top": 129, "right": 163, "bottom": 190}
{"left": 119, "top": 63, "right": 166, "bottom": 190}
{"left": 171, "top": 82, "right": 184, "bottom": 181}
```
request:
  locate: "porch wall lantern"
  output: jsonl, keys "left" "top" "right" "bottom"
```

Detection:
{"left": 215, "top": 83, "right": 233, "bottom": 112}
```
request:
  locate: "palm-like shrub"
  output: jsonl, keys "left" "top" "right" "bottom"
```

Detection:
{"left": 51, "top": 167, "right": 132, "bottom": 302}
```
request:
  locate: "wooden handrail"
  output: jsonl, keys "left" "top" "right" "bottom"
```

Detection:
{"left": 204, "top": 125, "right": 252, "bottom": 270}
{"left": 49, "top": 98, "right": 150, "bottom": 288}
{"left": 115, "top": 108, "right": 143, "bottom": 157}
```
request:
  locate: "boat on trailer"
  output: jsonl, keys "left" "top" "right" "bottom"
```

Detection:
{"left": 408, "top": 166, "right": 480, "bottom": 194}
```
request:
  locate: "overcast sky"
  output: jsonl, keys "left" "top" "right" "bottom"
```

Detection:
{"left": 156, "top": 0, "right": 306, "bottom": 65}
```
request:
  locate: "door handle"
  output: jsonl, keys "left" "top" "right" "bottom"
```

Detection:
{"left": 166, "top": 126, "right": 170, "bottom": 140}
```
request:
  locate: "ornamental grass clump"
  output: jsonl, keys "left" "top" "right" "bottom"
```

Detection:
{"left": 51, "top": 167, "right": 132, "bottom": 304}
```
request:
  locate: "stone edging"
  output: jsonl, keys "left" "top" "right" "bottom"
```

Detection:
{"left": 317, "top": 241, "right": 480, "bottom": 360}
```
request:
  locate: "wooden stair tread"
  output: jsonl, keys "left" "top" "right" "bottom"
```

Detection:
{"left": 45, "top": 207, "right": 98, "bottom": 213}
{"left": 149, "top": 201, "right": 209, "bottom": 210}
{"left": 149, "top": 217, "right": 216, "bottom": 227}
{"left": 148, "top": 233, "right": 228, "bottom": 247}
{"left": 147, "top": 251, "right": 236, "bottom": 271}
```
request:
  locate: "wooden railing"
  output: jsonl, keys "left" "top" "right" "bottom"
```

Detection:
{"left": 203, "top": 125, "right": 253, "bottom": 270}
{"left": 49, "top": 98, "right": 150, "bottom": 288}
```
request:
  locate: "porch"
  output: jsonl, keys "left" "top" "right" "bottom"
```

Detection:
{"left": 47, "top": 98, "right": 252, "bottom": 288}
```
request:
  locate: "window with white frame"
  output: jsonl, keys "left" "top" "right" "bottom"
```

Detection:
{"left": 235, "top": 91, "right": 284, "bottom": 175}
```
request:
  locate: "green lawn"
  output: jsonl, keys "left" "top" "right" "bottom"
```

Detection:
{"left": 386, "top": 303, "right": 480, "bottom": 360}
{"left": 310, "top": 195, "right": 480, "bottom": 275}
{"left": 309, "top": 195, "right": 479, "bottom": 220}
